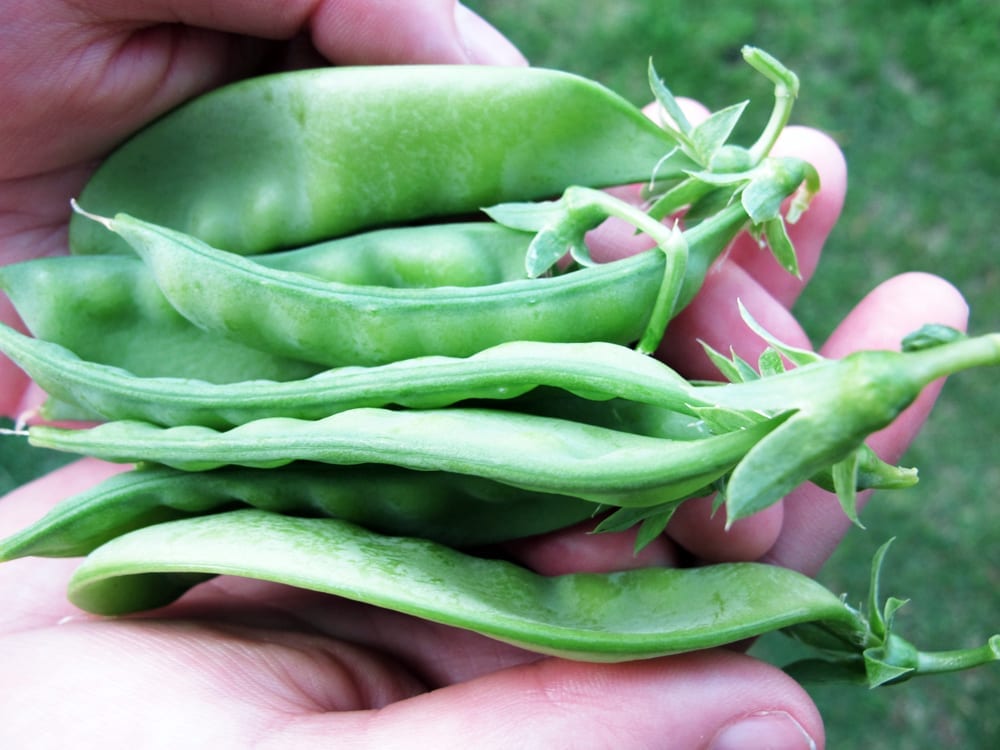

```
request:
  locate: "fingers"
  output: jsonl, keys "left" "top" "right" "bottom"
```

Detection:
{"left": 655, "top": 126, "right": 846, "bottom": 379}
{"left": 0, "top": 458, "right": 127, "bottom": 634}
{"left": 764, "top": 272, "right": 969, "bottom": 576}
{"left": 278, "top": 651, "right": 823, "bottom": 750}
{"left": 75, "top": 0, "right": 526, "bottom": 66}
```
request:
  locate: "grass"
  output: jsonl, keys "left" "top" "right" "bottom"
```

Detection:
{"left": 2, "top": 2, "right": 997, "bottom": 746}
{"left": 465, "top": 1, "right": 998, "bottom": 746}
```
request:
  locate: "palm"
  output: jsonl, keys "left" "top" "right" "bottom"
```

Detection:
{"left": 0, "top": 3, "right": 971, "bottom": 746}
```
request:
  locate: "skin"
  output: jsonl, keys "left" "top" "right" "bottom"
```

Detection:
{"left": 0, "top": 1, "right": 969, "bottom": 747}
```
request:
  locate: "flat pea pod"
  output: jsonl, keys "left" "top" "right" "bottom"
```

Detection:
{"left": 64, "top": 509, "right": 866, "bottom": 661}
{"left": 78, "top": 197, "right": 760, "bottom": 367}
{"left": 70, "top": 65, "right": 687, "bottom": 256}
{"left": 0, "top": 255, "right": 321, "bottom": 383}
{"left": 0, "top": 464, "right": 596, "bottom": 560}
{"left": 0, "top": 327, "right": 705, "bottom": 428}
{"left": 25, "top": 408, "right": 786, "bottom": 508}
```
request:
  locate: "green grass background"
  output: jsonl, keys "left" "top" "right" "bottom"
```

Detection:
{"left": 1, "top": 1, "right": 996, "bottom": 747}
{"left": 465, "top": 1, "right": 998, "bottom": 747}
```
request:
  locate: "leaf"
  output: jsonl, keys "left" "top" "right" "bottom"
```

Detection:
{"left": 482, "top": 199, "right": 564, "bottom": 232}
{"left": 691, "top": 101, "right": 749, "bottom": 163}
{"left": 901, "top": 324, "right": 967, "bottom": 352}
{"left": 863, "top": 649, "right": 916, "bottom": 688}
{"left": 831, "top": 452, "right": 864, "bottom": 528}
{"left": 757, "top": 347, "right": 786, "bottom": 377}
{"left": 647, "top": 59, "right": 693, "bottom": 138}
{"left": 700, "top": 342, "right": 750, "bottom": 384}
{"left": 763, "top": 216, "right": 801, "bottom": 277}
{"left": 646, "top": 177, "right": 714, "bottom": 222}
{"left": 737, "top": 300, "right": 823, "bottom": 367}
{"left": 691, "top": 405, "right": 767, "bottom": 434}
{"left": 867, "top": 538, "right": 896, "bottom": 639}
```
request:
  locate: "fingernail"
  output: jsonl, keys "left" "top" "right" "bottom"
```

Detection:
{"left": 709, "top": 711, "right": 818, "bottom": 750}
{"left": 454, "top": 4, "right": 528, "bottom": 66}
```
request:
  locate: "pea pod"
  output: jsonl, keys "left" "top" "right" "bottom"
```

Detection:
{"left": 69, "top": 65, "right": 688, "bottom": 256}
{"left": 23, "top": 408, "right": 786, "bottom": 508}
{"left": 0, "top": 255, "right": 321, "bottom": 383}
{"left": 0, "top": 327, "right": 702, "bottom": 428}
{"left": 73, "top": 183, "right": 793, "bottom": 367}
{"left": 0, "top": 463, "right": 596, "bottom": 560}
{"left": 62, "top": 509, "right": 1000, "bottom": 681}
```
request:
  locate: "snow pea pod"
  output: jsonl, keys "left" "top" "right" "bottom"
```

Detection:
{"left": 76, "top": 189, "right": 779, "bottom": 367}
{"left": 0, "top": 255, "right": 320, "bottom": 383}
{"left": 0, "top": 328, "right": 704, "bottom": 428}
{"left": 0, "top": 463, "right": 596, "bottom": 560}
{"left": 66, "top": 511, "right": 1000, "bottom": 679}
{"left": 64, "top": 509, "right": 865, "bottom": 660}
{"left": 24, "top": 408, "right": 785, "bottom": 508}
{"left": 70, "top": 65, "right": 687, "bottom": 256}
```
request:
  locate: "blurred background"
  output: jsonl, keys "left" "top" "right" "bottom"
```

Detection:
{"left": 1, "top": 1, "right": 996, "bottom": 747}
{"left": 465, "top": 0, "right": 998, "bottom": 746}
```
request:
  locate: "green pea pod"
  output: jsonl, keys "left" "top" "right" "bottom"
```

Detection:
{"left": 66, "top": 509, "right": 865, "bottom": 661}
{"left": 0, "top": 463, "right": 597, "bottom": 560}
{"left": 0, "top": 255, "right": 321, "bottom": 384}
{"left": 701, "top": 331, "right": 1000, "bottom": 521}
{"left": 70, "top": 65, "right": 689, "bottom": 256}
{"left": 0, "top": 326, "right": 704, "bottom": 428}
{"left": 73, "top": 192, "right": 778, "bottom": 367}
{"left": 24, "top": 408, "right": 786, "bottom": 508}
{"left": 67, "top": 509, "right": 1000, "bottom": 678}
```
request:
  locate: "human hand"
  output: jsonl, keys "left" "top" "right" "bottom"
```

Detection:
{"left": 0, "top": 3, "right": 968, "bottom": 748}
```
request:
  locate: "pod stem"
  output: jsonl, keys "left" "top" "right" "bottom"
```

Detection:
{"left": 744, "top": 46, "right": 800, "bottom": 164}
{"left": 915, "top": 635, "right": 1000, "bottom": 676}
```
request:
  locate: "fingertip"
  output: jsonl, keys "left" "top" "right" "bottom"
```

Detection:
{"left": 667, "top": 495, "right": 784, "bottom": 563}
{"left": 820, "top": 271, "right": 969, "bottom": 359}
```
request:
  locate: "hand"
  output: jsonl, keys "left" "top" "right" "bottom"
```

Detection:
{"left": 0, "top": 3, "right": 967, "bottom": 748}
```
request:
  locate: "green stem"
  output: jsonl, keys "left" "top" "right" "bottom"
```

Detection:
{"left": 916, "top": 634, "right": 1000, "bottom": 676}
{"left": 904, "top": 333, "right": 1000, "bottom": 384}
{"left": 744, "top": 46, "right": 800, "bottom": 164}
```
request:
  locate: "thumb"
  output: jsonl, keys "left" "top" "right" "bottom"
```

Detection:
{"left": 276, "top": 651, "right": 823, "bottom": 750}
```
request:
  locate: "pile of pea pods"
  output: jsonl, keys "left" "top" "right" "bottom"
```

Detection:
{"left": 1, "top": 48, "right": 998, "bottom": 686}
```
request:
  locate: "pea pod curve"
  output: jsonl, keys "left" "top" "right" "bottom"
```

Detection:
{"left": 0, "top": 464, "right": 597, "bottom": 560}
{"left": 25, "top": 408, "right": 787, "bottom": 508}
{"left": 75, "top": 191, "right": 788, "bottom": 367}
{"left": 66, "top": 508, "right": 864, "bottom": 661}
{"left": 69, "top": 65, "right": 688, "bottom": 256}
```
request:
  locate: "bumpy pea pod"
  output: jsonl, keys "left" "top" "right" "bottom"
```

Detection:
{"left": 0, "top": 328, "right": 706, "bottom": 428}
{"left": 62, "top": 509, "right": 1000, "bottom": 679}
{"left": 23, "top": 407, "right": 786, "bottom": 508}
{"left": 0, "top": 463, "right": 596, "bottom": 560}
{"left": 71, "top": 165, "right": 807, "bottom": 367}
{"left": 70, "top": 65, "right": 689, "bottom": 256}
{"left": 255, "top": 222, "right": 533, "bottom": 287}
{"left": 0, "top": 254, "right": 321, "bottom": 384}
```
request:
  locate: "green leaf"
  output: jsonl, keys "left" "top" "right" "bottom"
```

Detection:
{"left": 691, "top": 101, "right": 749, "bottom": 163}
{"left": 691, "top": 405, "right": 767, "bottom": 434}
{"left": 737, "top": 300, "right": 823, "bottom": 367}
{"left": 700, "top": 343, "right": 749, "bottom": 384}
{"left": 646, "top": 177, "right": 714, "bottom": 222}
{"left": 757, "top": 347, "right": 786, "bottom": 377}
{"left": 863, "top": 648, "right": 916, "bottom": 688}
{"left": 647, "top": 59, "right": 693, "bottom": 139}
{"left": 831, "top": 452, "right": 864, "bottom": 528}
{"left": 867, "top": 538, "right": 896, "bottom": 639}
{"left": 763, "top": 216, "right": 801, "bottom": 277}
